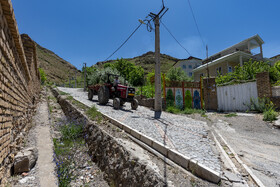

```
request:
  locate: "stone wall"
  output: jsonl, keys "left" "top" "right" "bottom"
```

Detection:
{"left": 135, "top": 96, "right": 166, "bottom": 110}
{"left": 0, "top": 0, "right": 40, "bottom": 184}
{"left": 52, "top": 89, "right": 166, "bottom": 186}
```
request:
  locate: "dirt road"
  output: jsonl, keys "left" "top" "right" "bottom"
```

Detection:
{"left": 208, "top": 113, "right": 280, "bottom": 187}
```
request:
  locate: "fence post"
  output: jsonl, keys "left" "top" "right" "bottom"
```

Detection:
{"left": 200, "top": 76, "right": 203, "bottom": 109}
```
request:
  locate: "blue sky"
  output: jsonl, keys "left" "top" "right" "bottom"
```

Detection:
{"left": 13, "top": 0, "right": 280, "bottom": 70}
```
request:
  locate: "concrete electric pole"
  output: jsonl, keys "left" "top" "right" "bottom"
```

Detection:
{"left": 148, "top": 5, "right": 168, "bottom": 119}
{"left": 154, "top": 16, "right": 162, "bottom": 118}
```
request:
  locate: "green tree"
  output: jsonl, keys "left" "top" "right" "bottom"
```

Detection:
{"left": 166, "top": 67, "right": 192, "bottom": 82}
{"left": 39, "top": 68, "right": 47, "bottom": 84}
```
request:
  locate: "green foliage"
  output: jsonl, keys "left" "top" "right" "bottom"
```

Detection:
{"left": 225, "top": 113, "right": 237, "bottom": 117}
{"left": 247, "top": 97, "right": 278, "bottom": 122}
{"left": 86, "top": 106, "right": 102, "bottom": 123}
{"left": 166, "top": 89, "right": 174, "bottom": 107}
{"left": 166, "top": 106, "right": 206, "bottom": 115}
{"left": 216, "top": 59, "right": 280, "bottom": 86}
{"left": 263, "top": 108, "right": 278, "bottom": 122}
{"left": 136, "top": 84, "right": 155, "bottom": 98}
{"left": 114, "top": 59, "right": 145, "bottom": 87}
{"left": 185, "top": 90, "right": 192, "bottom": 109}
{"left": 39, "top": 68, "right": 47, "bottom": 84}
{"left": 87, "top": 59, "right": 145, "bottom": 87}
{"left": 60, "top": 122, "right": 83, "bottom": 141}
{"left": 166, "top": 67, "right": 193, "bottom": 82}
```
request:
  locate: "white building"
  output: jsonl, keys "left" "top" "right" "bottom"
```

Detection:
{"left": 173, "top": 56, "right": 202, "bottom": 77}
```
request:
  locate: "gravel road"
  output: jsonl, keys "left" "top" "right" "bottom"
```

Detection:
{"left": 57, "top": 87, "right": 222, "bottom": 175}
{"left": 209, "top": 114, "right": 280, "bottom": 187}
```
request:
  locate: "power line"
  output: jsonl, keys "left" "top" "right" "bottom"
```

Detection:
{"left": 104, "top": 23, "right": 143, "bottom": 61}
{"left": 160, "top": 20, "right": 192, "bottom": 56}
{"left": 187, "top": 0, "right": 205, "bottom": 47}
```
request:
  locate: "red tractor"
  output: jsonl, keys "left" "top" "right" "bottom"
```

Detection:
{"left": 87, "top": 73, "right": 138, "bottom": 110}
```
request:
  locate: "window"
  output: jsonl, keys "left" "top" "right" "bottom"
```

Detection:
{"left": 189, "top": 65, "right": 192, "bottom": 69}
{"left": 228, "top": 66, "right": 232, "bottom": 73}
{"left": 182, "top": 65, "right": 186, "bottom": 69}
{"left": 216, "top": 67, "right": 222, "bottom": 75}
{"left": 200, "top": 73, "right": 204, "bottom": 77}
{"left": 189, "top": 72, "right": 193, "bottom": 77}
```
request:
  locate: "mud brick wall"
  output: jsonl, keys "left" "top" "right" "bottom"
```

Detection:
{"left": 256, "top": 72, "right": 272, "bottom": 98}
{"left": 203, "top": 78, "right": 218, "bottom": 111}
{"left": 0, "top": 0, "right": 40, "bottom": 184}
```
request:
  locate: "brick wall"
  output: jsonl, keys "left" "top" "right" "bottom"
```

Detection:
{"left": 256, "top": 72, "right": 271, "bottom": 98}
{"left": 0, "top": 0, "right": 40, "bottom": 183}
{"left": 203, "top": 78, "right": 218, "bottom": 110}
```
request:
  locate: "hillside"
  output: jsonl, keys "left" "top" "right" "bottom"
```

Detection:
{"left": 96, "top": 51, "right": 181, "bottom": 74}
{"left": 36, "top": 43, "right": 81, "bottom": 84}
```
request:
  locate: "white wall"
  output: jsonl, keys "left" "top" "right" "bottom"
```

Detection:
{"left": 217, "top": 82, "right": 258, "bottom": 112}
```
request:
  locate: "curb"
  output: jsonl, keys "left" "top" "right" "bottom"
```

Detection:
{"left": 101, "top": 112, "right": 221, "bottom": 184}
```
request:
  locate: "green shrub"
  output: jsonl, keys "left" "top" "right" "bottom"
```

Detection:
{"left": 166, "top": 106, "right": 181, "bottom": 114}
{"left": 60, "top": 123, "right": 83, "bottom": 141}
{"left": 263, "top": 108, "right": 278, "bottom": 122}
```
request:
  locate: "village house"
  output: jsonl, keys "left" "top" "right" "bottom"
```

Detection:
{"left": 173, "top": 56, "right": 202, "bottom": 77}
{"left": 193, "top": 34, "right": 265, "bottom": 81}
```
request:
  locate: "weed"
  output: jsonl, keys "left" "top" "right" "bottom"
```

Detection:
{"left": 263, "top": 108, "right": 278, "bottom": 122}
{"left": 86, "top": 106, "right": 103, "bottom": 123}
{"left": 49, "top": 105, "right": 53, "bottom": 113}
{"left": 60, "top": 123, "right": 83, "bottom": 141}
{"left": 59, "top": 91, "right": 69, "bottom": 95}
{"left": 166, "top": 106, "right": 206, "bottom": 116}
{"left": 225, "top": 113, "right": 237, "bottom": 117}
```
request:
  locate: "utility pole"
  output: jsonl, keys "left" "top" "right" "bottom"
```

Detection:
{"left": 148, "top": 5, "right": 168, "bottom": 119}
{"left": 83, "top": 63, "right": 87, "bottom": 91}
{"left": 154, "top": 16, "right": 162, "bottom": 118}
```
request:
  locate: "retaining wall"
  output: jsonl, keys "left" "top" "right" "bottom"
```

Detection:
{"left": 52, "top": 89, "right": 166, "bottom": 186}
{"left": 0, "top": 0, "right": 40, "bottom": 184}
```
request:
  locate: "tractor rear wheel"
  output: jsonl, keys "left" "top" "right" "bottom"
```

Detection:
{"left": 131, "top": 99, "right": 138, "bottom": 110}
{"left": 88, "top": 89, "right": 93, "bottom": 100}
{"left": 98, "top": 86, "right": 109, "bottom": 105}
{"left": 113, "top": 98, "right": 121, "bottom": 110}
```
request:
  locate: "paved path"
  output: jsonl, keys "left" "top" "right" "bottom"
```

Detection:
{"left": 58, "top": 87, "right": 222, "bottom": 174}
{"left": 35, "top": 93, "right": 58, "bottom": 187}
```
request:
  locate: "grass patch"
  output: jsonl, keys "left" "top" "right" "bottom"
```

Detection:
{"left": 53, "top": 122, "right": 85, "bottom": 186}
{"left": 86, "top": 106, "right": 103, "bottom": 123}
{"left": 225, "top": 113, "right": 237, "bottom": 117}
{"left": 58, "top": 91, "right": 69, "bottom": 95}
{"left": 48, "top": 95, "right": 57, "bottom": 101}
{"left": 49, "top": 105, "right": 53, "bottom": 113}
{"left": 166, "top": 106, "right": 206, "bottom": 116}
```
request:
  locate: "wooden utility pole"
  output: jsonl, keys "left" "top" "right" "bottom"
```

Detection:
{"left": 154, "top": 16, "right": 162, "bottom": 118}
{"left": 83, "top": 63, "right": 87, "bottom": 91}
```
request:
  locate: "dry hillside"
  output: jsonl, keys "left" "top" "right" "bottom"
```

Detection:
{"left": 36, "top": 43, "right": 81, "bottom": 84}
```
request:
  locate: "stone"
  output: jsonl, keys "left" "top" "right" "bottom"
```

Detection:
{"left": 13, "top": 147, "right": 38, "bottom": 174}
{"left": 224, "top": 170, "right": 242, "bottom": 183}
{"left": 273, "top": 119, "right": 280, "bottom": 128}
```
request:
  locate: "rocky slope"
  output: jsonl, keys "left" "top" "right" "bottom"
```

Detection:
{"left": 36, "top": 43, "right": 81, "bottom": 84}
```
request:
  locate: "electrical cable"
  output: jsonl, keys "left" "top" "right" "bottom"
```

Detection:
{"left": 187, "top": 0, "right": 205, "bottom": 47}
{"left": 160, "top": 20, "right": 192, "bottom": 56}
{"left": 104, "top": 23, "right": 143, "bottom": 61}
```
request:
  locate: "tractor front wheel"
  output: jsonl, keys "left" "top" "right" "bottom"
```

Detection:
{"left": 88, "top": 89, "right": 93, "bottom": 100}
{"left": 98, "top": 86, "right": 109, "bottom": 105}
{"left": 131, "top": 99, "right": 138, "bottom": 110}
{"left": 113, "top": 98, "right": 121, "bottom": 110}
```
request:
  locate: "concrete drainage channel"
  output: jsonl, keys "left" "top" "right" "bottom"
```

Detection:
{"left": 52, "top": 88, "right": 221, "bottom": 185}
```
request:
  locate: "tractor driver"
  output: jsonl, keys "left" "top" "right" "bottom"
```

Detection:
{"left": 113, "top": 76, "right": 120, "bottom": 86}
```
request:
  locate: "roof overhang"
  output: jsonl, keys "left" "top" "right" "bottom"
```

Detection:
{"left": 193, "top": 51, "right": 252, "bottom": 72}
